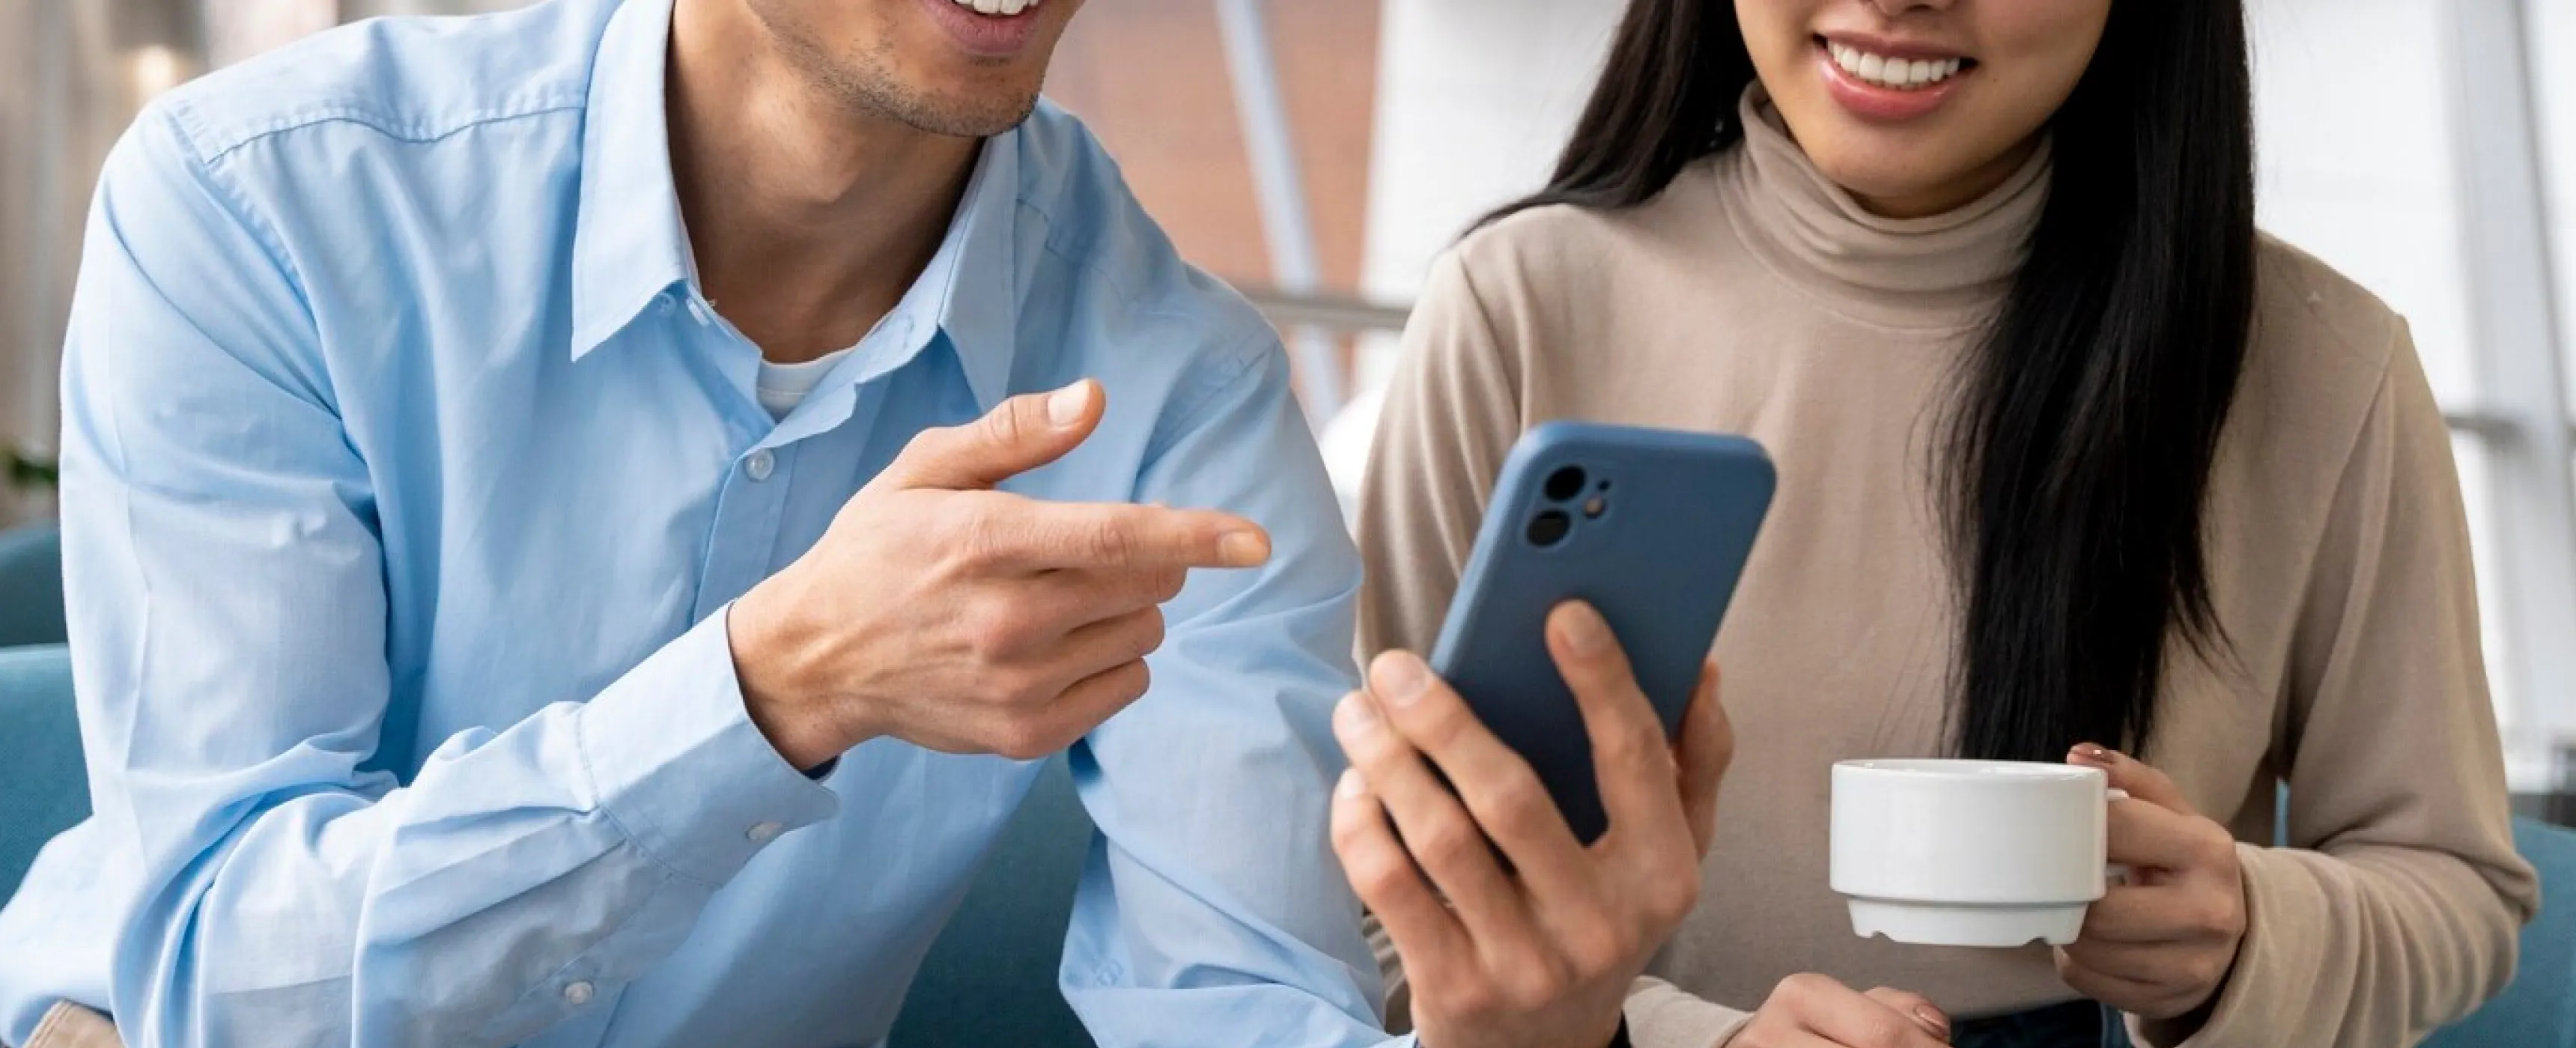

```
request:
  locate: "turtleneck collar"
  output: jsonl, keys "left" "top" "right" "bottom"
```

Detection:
{"left": 1716, "top": 84, "right": 2050, "bottom": 331}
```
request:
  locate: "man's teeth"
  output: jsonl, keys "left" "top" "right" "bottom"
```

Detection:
{"left": 1828, "top": 42, "right": 1966, "bottom": 91}
{"left": 953, "top": 0, "right": 1039, "bottom": 15}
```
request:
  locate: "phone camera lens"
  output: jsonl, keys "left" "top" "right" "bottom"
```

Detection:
{"left": 1544, "top": 466, "right": 1588, "bottom": 502}
{"left": 1526, "top": 509, "right": 1573, "bottom": 547}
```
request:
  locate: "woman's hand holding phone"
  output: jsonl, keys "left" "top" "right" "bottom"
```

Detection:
{"left": 1329, "top": 602, "right": 1731, "bottom": 1048}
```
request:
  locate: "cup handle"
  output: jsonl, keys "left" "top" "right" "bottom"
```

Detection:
{"left": 2104, "top": 787, "right": 2132, "bottom": 884}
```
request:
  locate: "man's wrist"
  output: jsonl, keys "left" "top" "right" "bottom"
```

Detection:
{"left": 725, "top": 589, "right": 849, "bottom": 770}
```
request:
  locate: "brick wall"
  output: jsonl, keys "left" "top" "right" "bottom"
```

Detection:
{"left": 1042, "top": 0, "right": 1380, "bottom": 295}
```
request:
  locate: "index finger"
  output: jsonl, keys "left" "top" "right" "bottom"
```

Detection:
{"left": 1784, "top": 978, "right": 1950, "bottom": 1048}
{"left": 1862, "top": 987, "right": 1953, "bottom": 1043}
{"left": 1546, "top": 602, "right": 1691, "bottom": 853}
{"left": 2103, "top": 791, "right": 2217, "bottom": 871}
{"left": 997, "top": 502, "right": 1272, "bottom": 573}
{"left": 1330, "top": 770, "right": 1471, "bottom": 973}
{"left": 1364, "top": 651, "right": 1594, "bottom": 899}
{"left": 2069, "top": 744, "right": 2195, "bottom": 816}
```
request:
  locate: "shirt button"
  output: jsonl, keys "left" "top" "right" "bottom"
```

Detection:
{"left": 747, "top": 820, "right": 784, "bottom": 844}
{"left": 562, "top": 981, "right": 595, "bottom": 1005}
{"left": 744, "top": 449, "right": 776, "bottom": 481}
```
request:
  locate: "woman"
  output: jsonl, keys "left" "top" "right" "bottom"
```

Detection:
{"left": 1343, "top": 0, "right": 2539, "bottom": 1046}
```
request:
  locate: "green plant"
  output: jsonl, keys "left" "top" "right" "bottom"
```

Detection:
{"left": 7, "top": 446, "right": 58, "bottom": 491}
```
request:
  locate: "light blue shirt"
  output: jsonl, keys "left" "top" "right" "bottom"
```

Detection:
{"left": 0, "top": 1, "right": 1394, "bottom": 1044}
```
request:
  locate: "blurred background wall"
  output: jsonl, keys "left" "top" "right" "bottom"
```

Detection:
{"left": 3, "top": 0, "right": 2572, "bottom": 790}
{"left": 0, "top": 0, "right": 203, "bottom": 525}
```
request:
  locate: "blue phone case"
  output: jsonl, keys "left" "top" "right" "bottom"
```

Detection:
{"left": 1428, "top": 421, "right": 1775, "bottom": 844}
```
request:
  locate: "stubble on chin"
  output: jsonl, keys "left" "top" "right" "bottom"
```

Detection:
{"left": 750, "top": 0, "right": 1042, "bottom": 138}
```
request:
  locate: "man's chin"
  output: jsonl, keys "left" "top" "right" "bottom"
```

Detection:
{"left": 875, "top": 85, "right": 1042, "bottom": 139}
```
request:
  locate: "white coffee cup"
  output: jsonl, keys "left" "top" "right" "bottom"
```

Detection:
{"left": 1829, "top": 758, "right": 2127, "bottom": 948}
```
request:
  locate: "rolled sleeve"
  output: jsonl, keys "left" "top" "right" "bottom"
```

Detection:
{"left": 577, "top": 606, "right": 840, "bottom": 886}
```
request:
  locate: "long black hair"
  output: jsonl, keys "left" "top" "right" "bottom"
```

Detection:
{"left": 1489, "top": 0, "right": 2255, "bottom": 762}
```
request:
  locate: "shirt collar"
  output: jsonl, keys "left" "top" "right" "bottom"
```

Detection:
{"left": 568, "top": 0, "right": 1027, "bottom": 413}
{"left": 569, "top": 0, "right": 690, "bottom": 359}
{"left": 919, "top": 131, "right": 1021, "bottom": 413}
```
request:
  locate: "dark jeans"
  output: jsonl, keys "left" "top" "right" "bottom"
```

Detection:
{"left": 1951, "top": 1001, "right": 2133, "bottom": 1048}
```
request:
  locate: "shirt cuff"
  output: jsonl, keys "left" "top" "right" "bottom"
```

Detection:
{"left": 1626, "top": 975, "right": 1753, "bottom": 1047}
{"left": 576, "top": 605, "right": 841, "bottom": 886}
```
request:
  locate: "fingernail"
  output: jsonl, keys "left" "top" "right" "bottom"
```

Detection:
{"left": 1372, "top": 653, "right": 1430, "bottom": 707}
{"left": 1915, "top": 1004, "right": 1951, "bottom": 1040}
{"left": 1336, "top": 767, "right": 1367, "bottom": 799}
{"left": 1048, "top": 382, "right": 1092, "bottom": 427}
{"left": 1219, "top": 530, "right": 1270, "bottom": 567}
{"left": 2071, "top": 743, "right": 2113, "bottom": 762}
{"left": 1336, "top": 692, "right": 1381, "bottom": 735}
{"left": 1556, "top": 603, "right": 1611, "bottom": 656}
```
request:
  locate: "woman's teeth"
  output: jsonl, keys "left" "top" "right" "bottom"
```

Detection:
{"left": 951, "top": 0, "right": 1039, "bottom": 15}
{"left": 1828, "top": 42, "right": 1966, "bottom": 91}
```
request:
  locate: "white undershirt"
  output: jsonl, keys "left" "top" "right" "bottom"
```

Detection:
{"left": 755, "top": 346, "right": 857, "bottom": 420}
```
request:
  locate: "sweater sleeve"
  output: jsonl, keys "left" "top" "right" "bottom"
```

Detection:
{"left": 1626, "top": 976, "right": 1754, "bottom": 1048}
{"left": 1355, "top": 247, "right": 1525, "bottom": 663}
{"left": 2133, "top": 323, "right": 2539, "bottom": 1048}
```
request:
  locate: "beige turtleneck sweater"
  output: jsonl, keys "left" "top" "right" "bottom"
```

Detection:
{"left": 1357, "top": 92, "right": 2539, "bottom": 1048}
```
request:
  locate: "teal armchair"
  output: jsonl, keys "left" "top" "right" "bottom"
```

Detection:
{"left": 0, "top": 523, "right": 64, "bottom": 649}
{"left": 0, "top": 645, "right": 83, "bottom": 901}
{"left": 889, "top": 753, "right": 1098, "bottom": 1047}
{"left": 2424, "top": 817, "right": 2576, "bottom": 1048}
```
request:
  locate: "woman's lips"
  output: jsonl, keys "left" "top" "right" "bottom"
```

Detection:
{"left": 1813, "top": 35, "right": 1974, "bottom": 124}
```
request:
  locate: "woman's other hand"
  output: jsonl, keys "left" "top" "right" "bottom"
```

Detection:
{"left": 1329, "top": 602, "right": 1731, "bottom": 1048}
{"left": 1732, "top": 974, "right": 1953, "bottom": 1047}
{"left": 2056, "top": 744, "right": 2249, "bottom": 1023}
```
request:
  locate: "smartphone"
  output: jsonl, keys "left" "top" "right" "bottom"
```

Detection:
{"left": 1427, "top": 421, "right": 1775, "bottom": 844}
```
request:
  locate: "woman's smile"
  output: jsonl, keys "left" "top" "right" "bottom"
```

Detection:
{"left": 1814, "top": 32, "right": 1978, "bottom": 122}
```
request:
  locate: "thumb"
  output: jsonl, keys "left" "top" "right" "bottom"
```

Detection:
{"left": 881, "top": 380, "right": 1102, "bottom": 491}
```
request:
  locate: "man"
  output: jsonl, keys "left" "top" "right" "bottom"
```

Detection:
{"left": 0, "top": 0, "right": 1392, "bottom": 1042}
